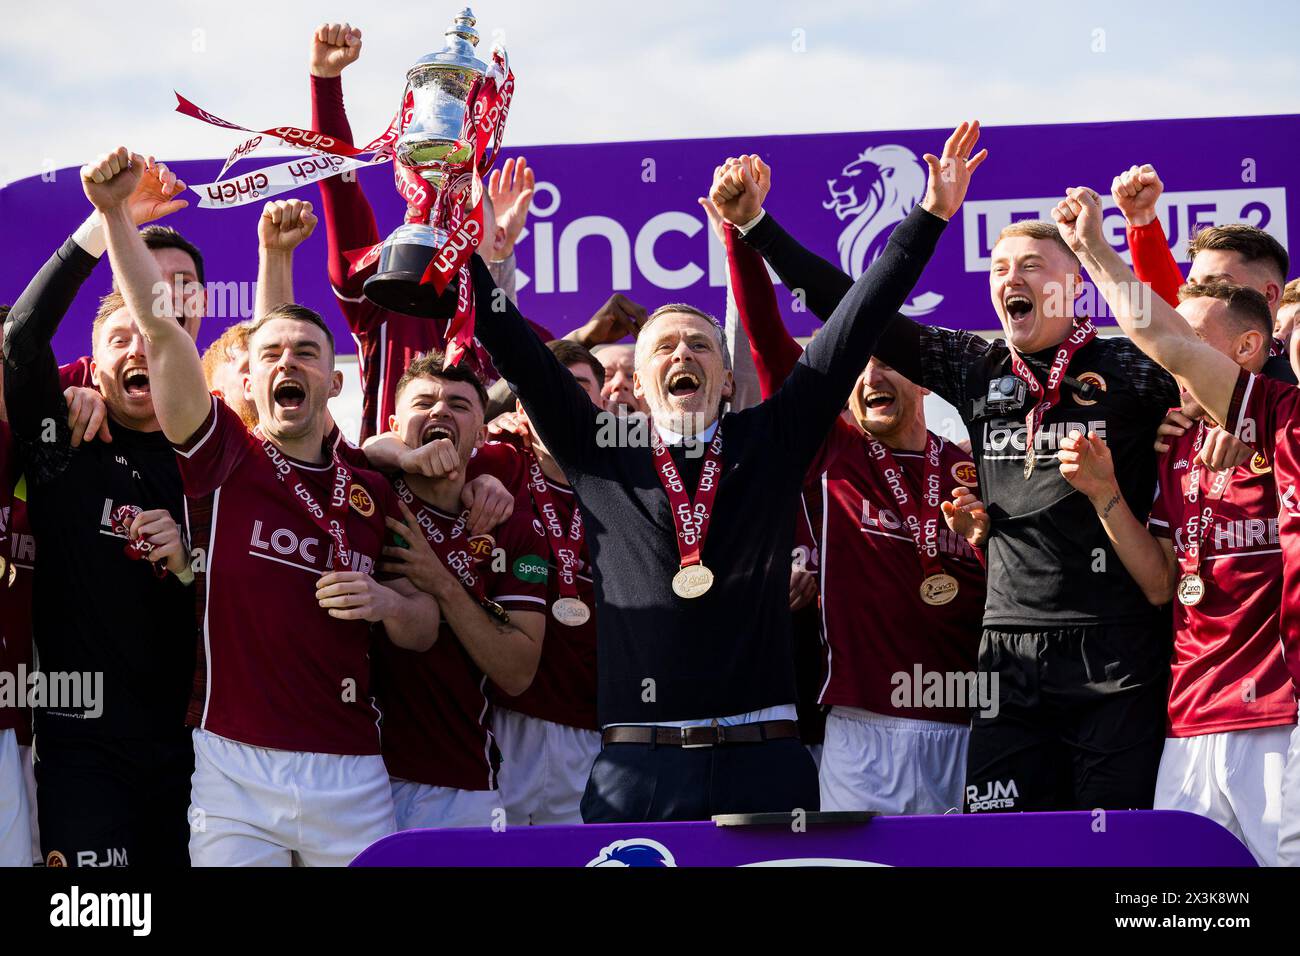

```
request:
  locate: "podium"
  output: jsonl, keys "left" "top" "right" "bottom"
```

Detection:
{"left": 351, "top": 810, "right": 1257, "bottom": 867}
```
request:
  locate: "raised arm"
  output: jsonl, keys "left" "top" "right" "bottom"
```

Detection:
{"left": 723, "top": 214, "right": 802, "bottom": 398}
{"left": 763, "top": 122, "right": 985, "bottom": 468}
{"left": 255, "top": 198, "right": 319, "bottom": 318}
{"left": 1112, "top": 164, "right": 1184, "bottom": 308}
{"left": 3, "top": 237, "right": 100, "bottom": 449}
{"left": 85, "top": 148, "right": 210, "bottom": 444}
{"left": 469, "top": 255, "right": 600, "bottom": 470}
{"left": 721, "top": 159, "right": 928, "bottom": 383}
{"left": 309, "top": 22, "right": 380, "bottom": 299}
{"left": 1054, "top": 186, "right": 1239, "bottom": 425}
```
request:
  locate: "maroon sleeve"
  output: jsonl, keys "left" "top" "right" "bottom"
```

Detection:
{"left": 489, "top": 508, "right": 550, "bottom": 611}
{"left": 57, "top": 356, "right": 94, "bottom": 390}
{"left": 725, "top": 223, "right": 804, "bottom": 400}
{"left": 1127, "top": 220, "right": 1186, "bottom": 309}
{"left": 173, "top": 395, "right": 254, "bottom": 496}
{"left": 311, "top": 73, "right": 384, "bottom": 332}
{"left": 466, "top": 440, "right": 527, "bottom": 493}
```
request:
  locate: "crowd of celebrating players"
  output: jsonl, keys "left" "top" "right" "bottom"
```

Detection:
{"left": 1, "top": 22, "right": 1298, "bottom": 867}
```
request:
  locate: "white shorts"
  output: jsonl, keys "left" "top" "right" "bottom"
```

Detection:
{"left": 189, "top": 729, "right": 395, "bottom": 867}
{"left": 494, "top": 708, "right": 600, "bottom": 826}
{"left": 19, "top": 744, "right": 38, "bottom": 866}
{"left": 0, "top": 729, "right": 33, "bottom": 867}
{"left": 1155, "top": 725, "right": 1290, "bottom": 867}
{"left": 819, "top": 707, "right": 968, "bottom": 815}
{"left": 1276, "top": 724, "right": 1300, "bottom": 867}
{"left": 390, "top": 778, "right": 501, "bottom": 830}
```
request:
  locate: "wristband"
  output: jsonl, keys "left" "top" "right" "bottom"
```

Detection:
{"left": 71, "top": 213, "right": 108, "bottom": 258}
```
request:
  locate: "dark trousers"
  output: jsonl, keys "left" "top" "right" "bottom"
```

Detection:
{"left": 965, "top": 622, "right": 1170, "bottom": 813}
{"left": 35, "top": 731, "right": 194, "bottom": 867}
{"left": 580, "top": 736, "right": 820, "bottom": 823}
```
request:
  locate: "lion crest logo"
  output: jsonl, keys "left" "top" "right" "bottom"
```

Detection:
{"left": 824, "top": 144, "right": 943, "bottom": 317}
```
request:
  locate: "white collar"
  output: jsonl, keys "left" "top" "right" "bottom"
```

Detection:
{"left": 654, "top": 419, "right": 720, "bottom": 446}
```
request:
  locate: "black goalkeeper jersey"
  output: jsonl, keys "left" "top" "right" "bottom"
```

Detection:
{"left": 743, "top": 211, "right": 1181, "bottom": 628}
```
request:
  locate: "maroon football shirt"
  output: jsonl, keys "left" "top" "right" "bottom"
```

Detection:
{"left": 1148, "top": 422, "right": 1294, "bottom": 736}
{"left": 813, "top": 427, "right": 986, "bottom": 724}
{"left": 486, "top": 441, "right": 598, "bottom": 731}
{"left": 176, "top": 396, "right": 403, "bottom": 755}
{"left": 1229, "top": 370, "right": 1300, "bottom": 696}
{"left": 375, "top": 488, "right": 549, "bottom": 791}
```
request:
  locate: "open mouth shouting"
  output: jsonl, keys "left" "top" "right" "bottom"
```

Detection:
{"left": 272, "top": 377, "right": 307, "bottom": 412}
{"left": 665, "top": 368, "right": 702, "bottom": 402}
{"left": 420, "top": 420, "right": 458, "bottom": 446}
{"left": 862, "top": 389, "right": 896, "bottom": 416}
{"left": 121, "top": 366, "right": 151, "bottom": 398}
{"left": 1003, "top": 292, "right": 1035, "bottom": 328}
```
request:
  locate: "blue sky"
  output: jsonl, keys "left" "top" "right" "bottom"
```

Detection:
{"left": 3, "top": 0, "right": 1297, "bottom": 185}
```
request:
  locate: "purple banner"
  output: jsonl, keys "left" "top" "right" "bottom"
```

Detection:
{"left": 1, "top": 113, "right": 1296, "bottom": 363}
{"left": 351, "top": 810, "right": 1256, "bottom": 867}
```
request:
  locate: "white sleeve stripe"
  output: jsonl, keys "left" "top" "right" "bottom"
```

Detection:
{"left": 175, "top": 395, "right": 220, "bottom": 460}
{"left": 491, "top": 594, "right": 548, "bottom": 606}
{"left": 1234, "top": 374, "right": 1256, "bottom": 437}
{"left": 332, "top": 286, "right": 366, "bottom": 304}
{"left": 1148, "top": 517, "right": 1170, "bottom": 528}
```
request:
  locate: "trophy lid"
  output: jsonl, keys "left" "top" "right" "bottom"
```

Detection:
{"left": 409, "top": 7, "right": 488, "bottom": 77}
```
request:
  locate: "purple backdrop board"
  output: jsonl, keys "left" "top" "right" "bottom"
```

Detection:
{"left": 350, "top": 810, "right": 1256, "bottom": 867}
{"left": 2, "top": 113, "right": 1295, "bottom": 364}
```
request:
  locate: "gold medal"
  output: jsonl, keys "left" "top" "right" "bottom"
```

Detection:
{"left": 672, "top": 564, "right": 714, "bottom": 599}
{"left": 920, "top": 573, "right": 959, "bottom": 606}
{"left": 1177, "top": 573, "right": 1205, "bottom": 607}
{"left": 1023, "top": 441, "right": 1036, "bottom": 480}
{"left": 0, "top": 556, "right": 8, "bottom": 588}
{"left": 551, "top": 596, "right": 591, "bottom": 627}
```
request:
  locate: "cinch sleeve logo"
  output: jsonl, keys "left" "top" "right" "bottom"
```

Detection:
{"left": 512, "top": 555, "right": 549, "bottom": 583}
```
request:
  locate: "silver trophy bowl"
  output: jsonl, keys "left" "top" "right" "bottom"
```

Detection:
{"left": 364, "top": 7, "right": 489, "bottom": 318}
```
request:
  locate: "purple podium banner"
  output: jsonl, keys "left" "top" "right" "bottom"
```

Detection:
{"left": 350, "top": 811, "right": 1256, "bottom": 867}
{"left": 1, "top": 113, "right": 1295, "bottom": 364}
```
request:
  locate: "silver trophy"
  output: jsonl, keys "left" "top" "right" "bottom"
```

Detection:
{"left": 364, "top": 8, "right": 489, "bottom": 318}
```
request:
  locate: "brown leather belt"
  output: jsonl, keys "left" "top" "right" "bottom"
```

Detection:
{"left": 602, "top": 719, "right": 800, "bottom": 748}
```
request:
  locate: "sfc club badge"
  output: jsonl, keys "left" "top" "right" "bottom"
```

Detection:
{"left": 1250, "top": 452, "right": 1271, "bottom": 475}
{"left": 951, "top": 461, "right": 978, "bottom": 486}
{"left": 1072, "top": 371, "right": 1106, "bottom": 406}
{"left": 348, "top": 484, "right": 376, "bottom": 517}
{"left": 468, "top": 534, "right": 495, "bottom": 560}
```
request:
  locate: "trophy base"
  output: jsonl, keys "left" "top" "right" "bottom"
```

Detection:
{"left": 362, "top": 224, "right": 460, "bottom": 320}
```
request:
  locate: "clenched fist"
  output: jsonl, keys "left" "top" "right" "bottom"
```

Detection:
{"left": 1111, "top": 164, "right": 1163, "bottom": 228}
{"left": 709, "top": 154, "right": 770, "bottom": 228}
{"left": 310, "top": 22, "right": 362, "bottom": 78}
{"left": 81, "top": 147, "right": 144, "bottom": 213}
{"left": 258, "top": 199, "right": 318, "bottom": 253}
{"left": 1052, "top": 186, "right": 1107, "bottom": 258}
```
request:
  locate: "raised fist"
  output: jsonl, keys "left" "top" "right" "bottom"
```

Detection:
{"left": 1111, "top": 163, "right": 1163, "bottom": 228}
{"left": 1052, "top": 186, "right": 1106, "bottom": 257}
{"left": 81, "top": 147, "right": 144, "bottom": 213}
{"left": 709, "top": 154, "right": 771, "bottom": 227}
{"left": 920, "top": 121, "right": 987, "bottom": 222}
{"left": 258, "top": 199, "right": 318, "bottom": 253}
{"left": 310, "top": 22, "right": 362, "bottom": 78}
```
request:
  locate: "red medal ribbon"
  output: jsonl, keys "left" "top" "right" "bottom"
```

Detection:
{"left": 1008, "top": 319, "right": 1097, "bottom": 461}
{"left": 258, "top": 437, "right": 354, "bottom": 571}
{"left": 650, "top": 427, "right": 724, "bottom": 570}
{"left": 1180, "top": 422, "right": 1233, "bottom": 578}
{"left": 865, "top": 433, "right": 947, "bottom": 578}
{"left": 522, "top": 452, "right": 584, "bottom": 600}
{"left": 392, "top": 479, "right": 484, "bottom": 598}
